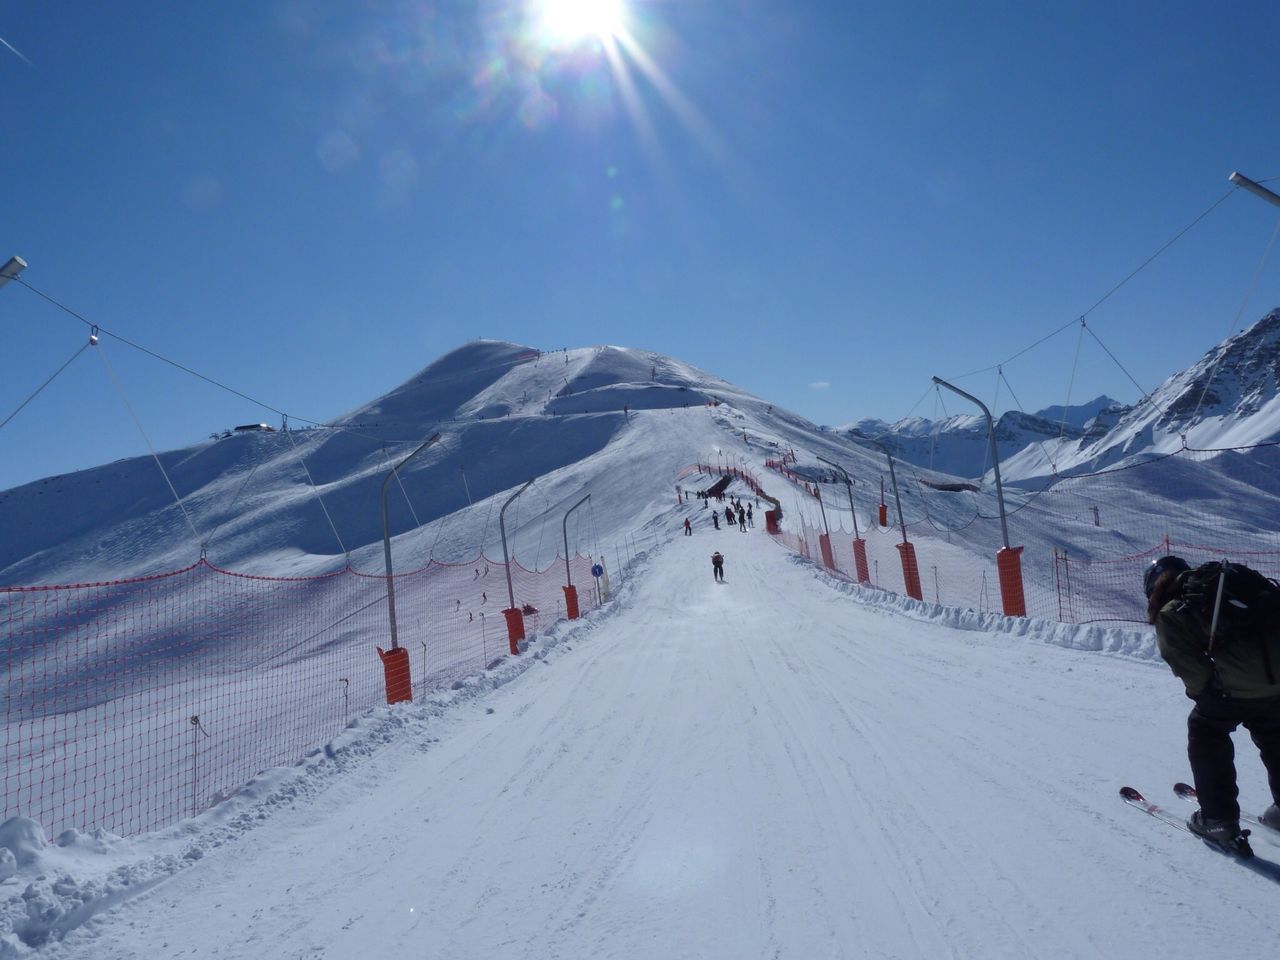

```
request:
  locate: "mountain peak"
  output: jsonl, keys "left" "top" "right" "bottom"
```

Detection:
{"left": 1149, "top": 307, "right": 1280, "bottom": 429}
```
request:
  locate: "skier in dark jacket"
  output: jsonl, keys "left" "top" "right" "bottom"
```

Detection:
{"left": 1146, "top": 555, "right": 1280, "bottom": 856}
{"left": 711, "top": 551, "right": 724, "bottom": 582}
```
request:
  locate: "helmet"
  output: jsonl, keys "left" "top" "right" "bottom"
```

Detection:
{"left": 1144, "top": 555, "right": 1189, "bottom": 598}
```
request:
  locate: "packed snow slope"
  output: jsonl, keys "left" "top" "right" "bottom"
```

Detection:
{"left": 26, "top": 526, "right": 1280, "bottom": 960}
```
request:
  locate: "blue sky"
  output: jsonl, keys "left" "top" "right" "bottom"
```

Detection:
{"left": 2, "top": 0, "right": 1280, "bottom": 491}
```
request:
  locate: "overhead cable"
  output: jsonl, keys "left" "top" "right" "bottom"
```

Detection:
{"left": 949, "top": 186, "right": 1236, "bottom": 381}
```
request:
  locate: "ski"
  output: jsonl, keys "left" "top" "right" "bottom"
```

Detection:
{"left": 1172, "top": 781, "right": 1278, "bottom": 840}
{"left": 1119, "top": 786, "right": 1280, "bottom": 882}
{"left": 1119, "top": 786, "right": 1190, "bottom": 833}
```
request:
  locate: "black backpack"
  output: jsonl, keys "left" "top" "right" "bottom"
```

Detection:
{"left": 1178, "top": 561, "right": 1280, "bottom": 678}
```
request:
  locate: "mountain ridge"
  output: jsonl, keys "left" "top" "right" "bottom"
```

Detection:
{"left": 836, "top": 308, "right": 1280, "bottom": 482}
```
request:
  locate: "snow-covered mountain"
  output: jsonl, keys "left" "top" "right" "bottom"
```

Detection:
{"left": 0, "top": 341, "right": 831, "bottom": 585}
{"left": 839, "top": 308, "right": 1280, "bottom": 483}
{"left": 838, "top": 397, "right": 1129, "bottom": 480}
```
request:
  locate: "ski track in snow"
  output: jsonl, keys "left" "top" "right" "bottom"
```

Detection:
{"left": 12, "top": 529, "right": 1280, "bottom": 959}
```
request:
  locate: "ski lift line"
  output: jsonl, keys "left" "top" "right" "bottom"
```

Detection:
{"left": 892, "top": 384, "right": 937, "bottom": 432}
{"left": 899, "top": 460, "right": 981, "bottom": 532}
{"left": 426, "top": 498, "right": 451, "bottom": 559}
{"left": 478, "top": 486, "right": 498, "bottom": 556}
{"left": 1187, "top": 211, "right": 1280, "bottom": 428}
{"left": 12, "top": 276, "right": 546, "bottom": 449}
{"left": 201, "top": 458, "right": 262, "bottom": 556}
{"left": 996, "top": 369, "right": 1058, "bottom": 471}
{"left": 950, "top": 318, "right": 1080, "bottom": 382}
{"left": 284, "top": 427, "right": 350, "bottom": 563}
{"left": 94, "top": 342, "right": 205, "bottom": 548}
{"left": 1057, "top": 320, "right": 1086, "bottom": 445}
{"left": 378, "top": 444, "right": 424, "bottom": 530}
{"left": 948, "top": 186, "right": 1236, "bottom": 382}
{"left": 958, "top": 442, "right": 1194, "bottom": 522}
{"left": 922, "top": 509, "right": 981, "bottom": 534}
{"left": 240, "top": 592, "right": 389, "bottom": 672}
{"left": 0, "top": 338, "right": 91, "bottom": 436}
{"left": 927, "top": 386, "right": 947, "bottom": 474}
{"left": 588, "top": 497, "right": 602, "bottom": 563}
{"left": 1081, "top": 322, "right": 1165, "bottom": 418}
{"left": 533, "top": 488, "right": 554, "bottom": 572}
{"left": 15, "top": 277, "right": 317, "bottom": 426}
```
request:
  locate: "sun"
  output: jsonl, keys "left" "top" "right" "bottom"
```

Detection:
{"left": 534, "top": 0, "right": 627, "bottom": 46}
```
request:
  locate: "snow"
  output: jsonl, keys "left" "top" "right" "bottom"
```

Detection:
{"left": 1, "top": 528, "right": 1278, "bottom": 958}
{"left": 4, "top": 339, "right": 1280, "bottom": 957}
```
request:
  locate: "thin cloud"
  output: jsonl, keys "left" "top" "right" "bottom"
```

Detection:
{"left": 809, "top": 380, "right": 831, "bottom": 391}
{"left": 0, "top": 34, "right": 35, "bottom": 67}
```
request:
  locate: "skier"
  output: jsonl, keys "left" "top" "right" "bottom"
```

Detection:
{"left": 712, "top": 512, "right": 720, "bottom": 530}
{"left": 683, "top": 517, "right": 692, "bottom": 536}
{"left": 738, "top": 507, "right": 747, "bottom": 532}
{"left": 1145, "top": 555, "right": 1280, "bottom": 856}
{"left": 711, "top": 551, "right": 725, "bottom": 582}
{"left": 747, "top": 503, "right": 754, "bottom": 527}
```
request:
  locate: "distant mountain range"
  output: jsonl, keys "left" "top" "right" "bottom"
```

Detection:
{"left": 837, "top": 308, "right": 1280, "bottom": 484}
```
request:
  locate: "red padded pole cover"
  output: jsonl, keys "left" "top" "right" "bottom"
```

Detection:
{"left": 376, "top": 645, "right": 412, "bottom": 705}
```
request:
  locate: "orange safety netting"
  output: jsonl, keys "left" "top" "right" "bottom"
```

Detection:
{"left": 2, "top": 553, "right": 597, "bottom": 837}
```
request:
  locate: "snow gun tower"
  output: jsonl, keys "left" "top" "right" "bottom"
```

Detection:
{"left": 499, "top": 479, "right": 535, "bottom": 654}
{"left": 377, "top": 433, "right": 441, "bottom": 704}
{"left": 562, "top": 494, "right": 591, "bottom": 620}
{"left": 818, "top": 455, "right": 870, "bottom": 583}
{"left": 932, "top": 377, "right": 1026, "bottom": 617}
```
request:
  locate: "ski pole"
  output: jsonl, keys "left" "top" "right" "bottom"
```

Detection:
{"left": 1207, "top": 560, "right": 1228, "bottom": 655}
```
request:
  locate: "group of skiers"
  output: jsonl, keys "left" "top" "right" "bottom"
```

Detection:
{"left": 683, "top": 501, "right": 751, "bottom": 535}
{"left": 703, "top": 501, "right": 752, "bottom": 532}
{"left": 680, "top": 496, "right": 750, "bottom": 584}
{"left": 1146, "top": 555, "right": 1280, "bottom": 857}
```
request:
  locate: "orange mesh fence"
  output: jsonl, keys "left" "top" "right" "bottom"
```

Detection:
{"left": 2, "top": 553, "right": 596, "bottom": 838}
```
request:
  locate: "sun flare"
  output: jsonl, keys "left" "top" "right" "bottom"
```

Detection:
{"left": 534, "top": 0, "right": 627, "bottom": 45}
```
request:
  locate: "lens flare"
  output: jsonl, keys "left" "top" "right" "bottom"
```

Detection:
{"left": 534, "top": 0, "right": 626, "bottom": 46}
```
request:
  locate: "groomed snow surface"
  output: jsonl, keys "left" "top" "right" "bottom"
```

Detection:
{"left": 7, "top": 527, "right": 1280, "bottom": 959}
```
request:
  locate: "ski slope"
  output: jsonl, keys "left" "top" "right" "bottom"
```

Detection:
{"left": 18, "top": 525, "right": 1278, "bottom": 960}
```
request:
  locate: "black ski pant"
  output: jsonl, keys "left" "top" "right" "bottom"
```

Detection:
{"left": 1187, "top": 692, "right": 1280, "bottom": 822}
